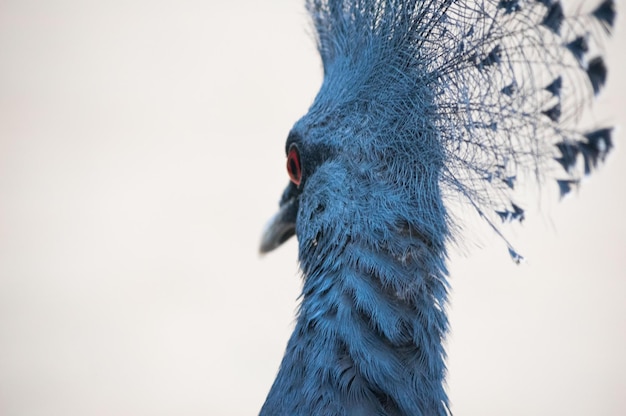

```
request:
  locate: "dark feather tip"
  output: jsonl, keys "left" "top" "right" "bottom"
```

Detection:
{"left": 542, "top": 102, "right": 562, "bottom": 122}
{"left": 496, "top": 203, "right": 524, "bottom": 223}
{"left": 593, "top": 0, "right": 616, "bottom": 33}
{"left": 508, "top": 247, "right": 524, "bottom": 264}
{"left": 477, "top": 45, "right": 502, "bottom": 70}
{"left": 502, "top": 83, "right": 517, "bottom": 97}
{"left": 579, "top": 127, "right": 613, "bottom": 174}
{"left": 586, "top": 57, "right": 608, "bottom": 95}
{"left": 585, "top": 128, "right": 614, "bottom": 156}
{"left": 545, "top": 76, "right": 563, "bottom": 97}
{"left": 499, "top": 0, "right": 521, "bottom": 14}
{"left": 511, "top": 203, "right": 525, "bottom": 223}
{"left": 555, "top": 141, "right": 580, "bottom": 172}
{"left": 557, "top": 179, "right": 579, "bottom": 198}
{"left": 496, "top": 210, "right": 511, "bottom": 222}
{"left": 542, "top": 2, "right": 564, "bottom": 34}
{"left": 503, "top": 175, "right": 516, "bottom": 189}
{"left": 566, "top": 36, "right": 589, "bottom": 64}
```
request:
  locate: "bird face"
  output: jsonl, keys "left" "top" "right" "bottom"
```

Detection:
{"left": 259, "top": 121, "right": 339, "bottom": 254}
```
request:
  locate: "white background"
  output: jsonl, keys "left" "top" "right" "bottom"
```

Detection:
{"left": 0, "top": 1, "right": 624, "bottom": 415}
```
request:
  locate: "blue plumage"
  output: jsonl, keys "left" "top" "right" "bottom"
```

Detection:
{"left": 260, "top": 0, "right": 616, "bottom": 414}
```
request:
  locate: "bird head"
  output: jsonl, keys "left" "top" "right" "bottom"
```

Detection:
{"left": 260, "top": 59, "right": 450, "bottom": 285}
{"left": 260, "top": 0, "right": 615, "bottom": 269}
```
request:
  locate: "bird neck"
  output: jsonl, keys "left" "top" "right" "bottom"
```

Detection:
{"left": 261, "top": 229, "right": 450, "bottom": 415}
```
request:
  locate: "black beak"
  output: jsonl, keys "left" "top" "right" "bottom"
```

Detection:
{"left": 260, "top": 185, "right": 299, "bottom": 254}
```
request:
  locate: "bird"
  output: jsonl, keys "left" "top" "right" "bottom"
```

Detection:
{"left": 259, "top": 0, "right": 616, "bottom": 414}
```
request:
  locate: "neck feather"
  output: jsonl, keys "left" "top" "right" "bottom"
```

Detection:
{"left": 261, "top": 228, "right": 450, "bottom": 416}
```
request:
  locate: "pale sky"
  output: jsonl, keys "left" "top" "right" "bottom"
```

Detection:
{"left": 0, "top": 1, "right": 625, "bottom": 415}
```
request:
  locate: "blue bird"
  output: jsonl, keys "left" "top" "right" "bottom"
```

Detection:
{"left": 260, "top": 0, "right": 616, "bottom": 414}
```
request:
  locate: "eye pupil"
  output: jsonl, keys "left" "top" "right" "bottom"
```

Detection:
{"left": 287, "top": 146, "right": 302, "bottom": 186}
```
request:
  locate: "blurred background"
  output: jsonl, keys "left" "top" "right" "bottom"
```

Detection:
{"left": 0, "top": 1, "right": 624, "bottom": 415}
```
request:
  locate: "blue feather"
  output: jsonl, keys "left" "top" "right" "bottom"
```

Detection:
{"left": 567, "top": 35, "right": 589, "bottom": 64}
{"left": 542, "top": 2, "right": 565, "bottom": 34}
{"left": 594, "top": 0, "right": 617, "bottom": 33}
{"left": 545, "top": 76, "right": 563, "bottom": 98}
{"left": 587, "top": 57, "right": 608, "bottom": 96}
{"left": 260, "top": 1, "right": 616, "bottom": 414}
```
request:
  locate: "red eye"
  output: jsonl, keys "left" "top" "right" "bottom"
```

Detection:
{"left": 287, "top": 145, "right": 302, "bottom": 186}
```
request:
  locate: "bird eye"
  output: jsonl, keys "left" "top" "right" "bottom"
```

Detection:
{"left": 287, "top": 145, "right": 302, "bottom": 186}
